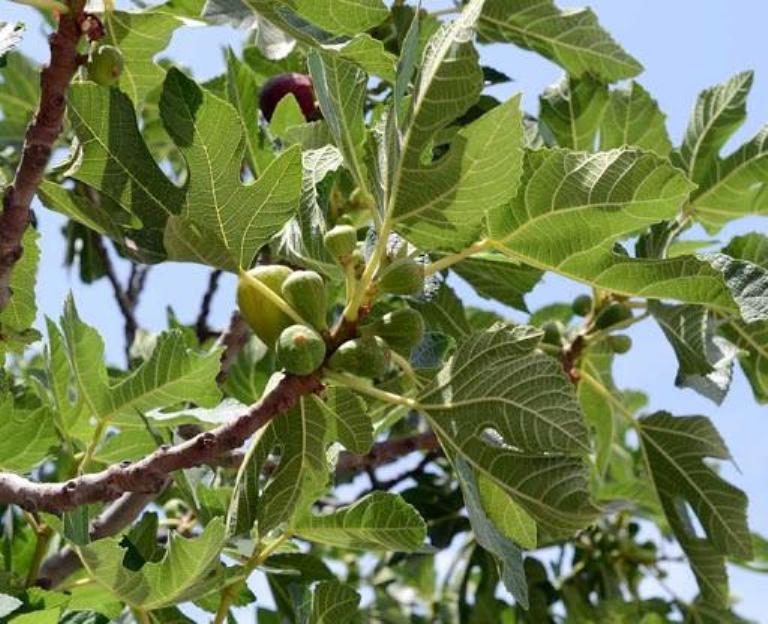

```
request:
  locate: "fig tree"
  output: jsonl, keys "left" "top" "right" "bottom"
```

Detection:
{"left": 259, "top": 73, "right": 319, "bottom": 122}
{"left": 86, "top": 45, "right": 124, "bottom": 87}
{"left": 361, "top": 308, "right": 425, "bottom": 354}
{"left": 379, "top": 258, "right": 424, "bottom": 296}
{"left": 594, "top": 302, "right": 633, "bottom": 330}
{"left": 571, "top": 294, "right": 593, "bottom": 317}
{"left": 276, "top": 325, "right": 327, "bottom": 375}
{"left": 324, "top": 225, "right": 357, "bottom": 261}
{"left": 281, "top": 270, "right": 328, "bottom": 332}
{"left": 237, "top": 265, "right": 294, "bottom": 347}
{"left": 329, "top": 336, "right": 390, "bottom": 379}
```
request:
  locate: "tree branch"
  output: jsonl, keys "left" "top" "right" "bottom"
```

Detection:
{"left": 0, "top": 6, "right": 85, "bottom": 312}
{"left": 196, "top": 269, "right": 223, "bottom": 342}
{"left": 92, "top": 235, "right": 140, "bottom": 356}
{"left": 35, "top": 432, "right": 440, "bottom": 589}
{"left": 0, "top": 373, "right": 323, "bottom": 513}
{"left": 215, "top": 312, "right": 251, "bottom": 384}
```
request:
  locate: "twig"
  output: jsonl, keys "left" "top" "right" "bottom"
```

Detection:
{"left": 0, "top": 373, "right": 324, "bottom": 513}
{"left": 0, "top": 4, "right": 85, "bottom": 313}
{"left": 125, "top": 262, "right": 149, "bottom": 309}
{"left": 196, "top": 269, "right": 223, "bottom": 342}
{"left": 215, "top": 312, "right": 251, "bottom": 384}
{"left": 370, "top": 450, "right": 439, "bottom": 492}
{"left": 36, "top": 490, "right": 160, "bottom": 588}
{"left": 92, "top": 236, "right": 140, "bottom": 358}
{"left": 335, "top": 432, "right": 439, "bottom": 476}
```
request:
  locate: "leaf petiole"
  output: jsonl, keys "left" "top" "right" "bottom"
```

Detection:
{"left": 238, "top": 268, "right": 310, "bottom": 327}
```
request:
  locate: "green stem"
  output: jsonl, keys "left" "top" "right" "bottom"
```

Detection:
{"left": 324, "top": 370, "right": 419, "bottom": 409}
{"left": 342, "top": 217, "right": 393, "bottom": 321}
{"left": 237, "top": 268, "right": 309, "bottom": 327}
{"left": 78, "top": 419, "right": 108, "bottom": 474}
{"left": 424, "top": 240, "right": 490, "bottom": 276}
{"left": 214, "top": 535, "right": 288, "bottom": 624}
{"left": 25, "top": 524, "right": 52, "bottom": 587}
{"left": 132, "top": 608, "right": 151, "bottom": 624}
{"left": 389, "top": 351, "right": 421, "bottom": 387}
{"left": 585, "top": 311, "right": 650, "bottom": 345}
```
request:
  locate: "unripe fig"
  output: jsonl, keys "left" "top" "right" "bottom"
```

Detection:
{"left": 237, "top": 265, "right": 294, "bottom": 347}
{"left": 259, "top": 73, "right": 319, "bottom": 122}
{"left": 361, "top": 308, "right": 425, "bottom": 354}
{"left": 594, "top": 302, "right": 633, "bottom": 330}
{"left": 276, "top": 325, "right": 326, "bottom": 375}
{"left": 281, "top": 270, "right": 328, "bottom": 332}
{"left": 541, "top": 321, "right": 563, "bottom": 346}
{"left": 329, "top": 336, "right": 390, "bottom": 379}
{"left": 86, "top": 45, "right": 124, "bottom": 87}
{"left": 379, "top": 258, "right": 424, "bottom": 296}
{"left": 571, "top": 294, "right": 593, "bottom": 317}
{"left": 608, "top": 334, "right": 632, "bottom": 354}
{"left": 324, "top": 225, "right": 357, "bottom": 261}
{"left": 348, "top": 188, "right": 376, "bottom": 213}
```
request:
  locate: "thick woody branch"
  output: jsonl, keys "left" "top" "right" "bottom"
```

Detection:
{"left": 0, "top": 6, "right": 84, "bottom": 312}
{"left": 0, "top": 374, "right": 323, "bottom": 513}
{"left": 36, "top": 432, "right": 440, "bottom": 588}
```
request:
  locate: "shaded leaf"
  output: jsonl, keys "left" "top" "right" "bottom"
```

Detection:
{"left": 456, "top": 458, "right": 529, "bottom": 608}
{"left": 639, "top": 412, "right": 751, "bottom": 607}
{"left": 421, "top": 325, "right": 598, "bottom": 539}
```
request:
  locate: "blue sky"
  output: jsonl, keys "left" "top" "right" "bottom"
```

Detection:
{"left": 4, "top": 0, "right": 768, "bottom": 619}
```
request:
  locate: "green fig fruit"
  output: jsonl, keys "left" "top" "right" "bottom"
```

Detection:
{"left": 361, "top": 308, "right": 425, "bottom": 354}
{"left": 281, "top": 270, "right": 328, "bottom": 331}
{"left": 324, "top": 225, "right": 357, "bottom": 260}
{"left": 276, "top": 325, "right": 327, "bottom": 375}
{"left": 541, "top": 321, "right": 563, "bottom": 346}
{"left": 594, "top": 302, "right": 633, "bottom": 330}
{"left": 329, "top": 336, "right": 390, "bottom": 378}
{"left": 237, "top": 265, "right": 294, "bottom": 347}
{"left": 348, "top": 188, "right": 375, "bottom": 213}
{"left": 608, "top": 334, "right": 632, "bottom": 354}
{"left": 571, "top": 294, "right": 593, "bottom": 317}
{"left": 379, "top": 258, "right": 424, "bottom": 296}
{"left": 86, "top": 45, "right": 124, "bottom": 87}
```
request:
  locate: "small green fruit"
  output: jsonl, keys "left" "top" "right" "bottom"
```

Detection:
{"left": 361, "top": 308, "right": 425, "bottom": 354}
{"left": 571, "top": 294, "right": 593, "bottom": 317}
{"left": 329, "top": 336, "right": 390, "bottom": 378}
{"left": 379, "top": 258, "right": 424, "bottom": 296}
{"left": 608, "top": 334, "right": 632, "bottom": 354}
{"left": 86, "top": 45, "right": 124, "bottom": 87}
{"left": 237, "top": 265, "right": 294, "bottom": 347}
{"left": 281, "top": 270, "right": 328, "bottom": 331}
{"left": 541, "top": 321, "right": 563, "bottom": 346}
{"left": 348, "top": 188, "right": 375, "bottom": 212}
{"left": 276, "top": 325, "right": 326, "bottom": 375}
{"left": 324, "top": 225, "right": 357, "bottom": 260}
{"left": 594, "top": 302, "right": 633, "bottom": 330}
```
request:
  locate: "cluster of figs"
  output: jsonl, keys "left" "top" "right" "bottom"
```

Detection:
{"left": 237, "top": 225, "right": 426, "bottom": 378}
